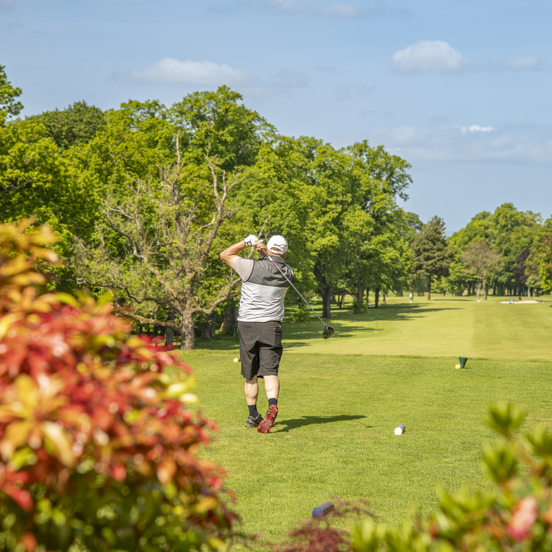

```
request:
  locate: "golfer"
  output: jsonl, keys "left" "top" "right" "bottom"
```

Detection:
{"left": 220, "top": 234, "right": 293, "bottom": 433}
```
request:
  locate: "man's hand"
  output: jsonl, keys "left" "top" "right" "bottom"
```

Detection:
{"left": 255, "top": 240, "right": 266, "bottom": 254}
{"left": 244, "top": 234, "right": 259, "bottom": 247}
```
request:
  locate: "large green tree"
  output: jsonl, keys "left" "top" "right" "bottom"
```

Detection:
{"left": 346, "top": 141, "right": 413, "bottom": 308}
{"left": 0, "top": 65, "right": 23, "bottom": 126}
{"left": 239, "top": 136, "right": 357, "bottom": 319}
{"left": 412, "top": 216, "right": 453, "bottom": 300}
{"left": 0, "top": 68, "right": 98, "bottom": 254}
{"left": 28, "top": 100, "right": 106, "bottom": 150}
{"left": 70, "top": 89, "right": 266, "bottom": 348}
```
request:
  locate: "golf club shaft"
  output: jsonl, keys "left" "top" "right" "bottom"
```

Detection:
{"left": 259, "top": 247, "right": 327, "bottom": 327}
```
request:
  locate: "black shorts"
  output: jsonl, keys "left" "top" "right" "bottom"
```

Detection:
{"left": 238, "top": 321, "right": 283, "bottom": 379}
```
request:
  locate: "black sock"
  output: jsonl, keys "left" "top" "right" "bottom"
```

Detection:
{"left": 248, "top": 404, "right": 259, "bottom": 417}
{"left": 268, "top": 398, "right": 278, "bottom": 407}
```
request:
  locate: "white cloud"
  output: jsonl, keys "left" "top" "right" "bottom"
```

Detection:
{"left": 459, "top": 125, "right": 495, "bottom": 134}
{"left": 392, "top": 40, "right": 467, "bottom": 73}
{"left": 503, "top": 55, "right": 542, "bottom": 71}
{"left": 131, "top": 58, "right": 249, "bottom": 85}
{"left": 267, "top": 0, "right": 362, "bottom": 17}
{"left": 372, "top": 124, "right": 552, "bottom": 164}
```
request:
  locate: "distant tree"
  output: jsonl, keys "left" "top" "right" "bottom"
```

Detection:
{"left": 28, "top": 100, "right": 106, "bottom": 150}
{"left": 511, "top": 248, "right": 531, "bottom": 290}
{"left": 461, "top": 240, "right": 503, "bottom": 300}
{"left": 490, "top": 203, "right": 540, "bottom": 295}
{"left": 540, "top": 234, "right": 552, "bottom": 292}
{"left": 526, "top": 217, "right": 552, "bottom": 294}
{"left": 412, "top": 216, "right": 452, "bottom": 300}
{"left": 0, "top": 65, "right": 23, "bottom": 126}
{"left": 447, "top": 211, "right": 492, "bottom": 295}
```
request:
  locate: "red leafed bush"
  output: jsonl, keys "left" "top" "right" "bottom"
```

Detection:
{"left": 0, "top": 220, "right": 240, "bottom": 551}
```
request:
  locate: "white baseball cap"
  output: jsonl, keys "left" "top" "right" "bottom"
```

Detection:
{"left": 267, "top": 235, "right": 288, "bottom": 254}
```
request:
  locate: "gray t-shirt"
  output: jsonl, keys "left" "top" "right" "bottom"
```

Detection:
{"left": 234, "top": 256, "right": 292, "bottom": 322}
{"left": 234, "top": 257, "right": 254, "bottom": 281}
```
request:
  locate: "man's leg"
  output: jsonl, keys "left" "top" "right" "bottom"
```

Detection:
{"left": 245, "top": 376, "right": 259, "bottom": 407}
{"left": 257, "top": 322, "right": 282, "bottom": 434}
{"left": 244, "top": 376, "right": 263, "bottom": 428}
{"left": 238, "top": 322, "right": 263, "bottom": 428}
{"left": 263, "top": 375, "right": 280, "bottom": 402}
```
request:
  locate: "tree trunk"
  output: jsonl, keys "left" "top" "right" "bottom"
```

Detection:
{"left": 339, "top": 294, "right": 345, "bottom": 309}
{"left": 321, "top": 284, "right": 333, "bottom": 319}
{"left": 202, "top": 313, "right": 215, "bottom": 341}
{"left": 180, "top": 311, "right": 195, "bottom": 350}
{"left": 165, "top": 311, "right": 175, "bottom": 346}
{"left": 427, "top": 277, "right": 432, "bottom": 300}
{"left": 396, "top": 291, "right": 403, "bottom": 297}
{"left": 382, "top": 292, "right": 386, "bottom": 305}
{"left": 375, "top": 289, "right": 380, "bottom": 308}
{"left": 357, "top": 281, "right": 364, "bottom": 303}
{"left": 220, "top": 301, "right": 237, "bottom": 334}
{"left": 483, "top": 279, "right": 488, "bottom": 300}
{"left": 366, "top": 288, "right": 370, "bottom": 308}
{"left": 476, "top": 281, "right": 481, "bottom": 301}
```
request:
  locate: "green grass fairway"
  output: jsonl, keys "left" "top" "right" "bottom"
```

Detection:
{"left": 200, "top": 295, "right": 552, "bottom": 360}
{"left": 183, "top": 296, "right": 552, "bottom": 544}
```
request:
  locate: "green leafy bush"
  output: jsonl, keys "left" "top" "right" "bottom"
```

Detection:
{"left": 291, "top": 303, "right": 311, "bottom": 323}
{"left": 0, "top": 220, "right": 239, "bottom": 551}
{"left": 352, "top": 300, "right": 367, "bottom": 314}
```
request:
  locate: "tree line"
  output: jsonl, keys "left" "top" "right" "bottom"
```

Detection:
{"left": 1, "top": 65, "right": 551, "bottom": 349}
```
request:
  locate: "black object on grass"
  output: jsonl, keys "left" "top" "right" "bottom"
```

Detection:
{"left": 312, "top": 501, "right": 335, "bottom": 518}
{"left": 459, "top": 357, "right": 468, "bottom": 369}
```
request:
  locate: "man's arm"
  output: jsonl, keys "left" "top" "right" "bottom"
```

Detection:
{"left": 220, "top": 240, "right": 247, "bottom": 270}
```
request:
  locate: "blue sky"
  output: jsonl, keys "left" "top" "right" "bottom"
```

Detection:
{"left": 2, "top": 0, "right": 551, "bottom": 233}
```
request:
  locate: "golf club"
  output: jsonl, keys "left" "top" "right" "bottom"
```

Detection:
{"left": 259, "top": 246, "right": 335, "bottom": 339}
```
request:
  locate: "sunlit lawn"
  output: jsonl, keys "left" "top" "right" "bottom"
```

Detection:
{"left": 181, "top": 295, "right": 552, "bottom": 544}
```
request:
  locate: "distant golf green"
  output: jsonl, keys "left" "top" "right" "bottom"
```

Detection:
{"left": 182, "top": 296, "right": 552, "bottom": 545}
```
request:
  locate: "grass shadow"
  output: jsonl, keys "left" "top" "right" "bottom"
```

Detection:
{"left": 195, "top": 303, "right": 461, "bottom": 352}
{"left": 274, "top": 414, "right": 367, "bottom": 433}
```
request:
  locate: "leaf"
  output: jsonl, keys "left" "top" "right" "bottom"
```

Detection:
{"left": 157, "top": 456, "right": 177, "bottom": 485}
{"left": 55, "top": 292, "right": 79, "bottom": 307}
{"left": 42, "top": 422, "right": 76, "bottom": 467}
{"left": 4, "top": 484, "right": 33, "bottom": 512}
{"left": 0, "top": 421, "right": 34, "bottom": 461}
{"left": 195, "top": 496, "right": 218, "bottom": 514}
{"left": 486, "top": 401, "right": 525, "bottom": 437}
